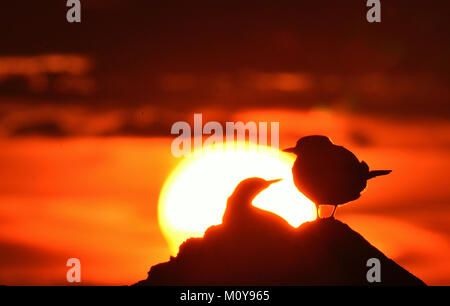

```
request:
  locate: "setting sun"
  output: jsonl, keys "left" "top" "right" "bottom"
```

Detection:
{"left": 158, "top": 143, "right": 316, "bottom": 254}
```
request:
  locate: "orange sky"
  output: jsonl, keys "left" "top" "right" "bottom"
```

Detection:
{"left": 0, "top": 109, "right": 449, "bottom": 285}
{"left": 0, "top": 1, "right": 449, "bottom": 287}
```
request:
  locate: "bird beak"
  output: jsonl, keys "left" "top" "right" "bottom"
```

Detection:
{"left": 266, "top": 178, "right": 282, "bottom": 185}
{"left": 282, "top": 147, "right": 295, "bottom": 153}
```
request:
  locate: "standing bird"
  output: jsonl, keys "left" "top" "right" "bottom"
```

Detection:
{"left": 222, "top": 177, "right": 292, "bottom": 232}
{"left": 283, "top": 135, "right": 391, "bottom": 218}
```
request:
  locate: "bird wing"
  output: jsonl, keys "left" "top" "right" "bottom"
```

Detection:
{"left": 331, "top": 145, "right": 361, "bottom": 169}
{"left": 253, "top": 207, "right": 293, "bottom": 229}
{"left": 292, "top": 145, "right": 366, "bottom": 204}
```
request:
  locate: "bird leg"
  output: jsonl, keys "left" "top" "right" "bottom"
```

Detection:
{"left": 316, "top": 205, "right": 320, "bottom": 219}
{"left": 330, "top": 205, "right": 337, "bottom": 219}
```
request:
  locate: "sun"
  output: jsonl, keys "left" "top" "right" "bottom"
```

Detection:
{"left": 158, "top": 143, "right": 316, "bottom": 255}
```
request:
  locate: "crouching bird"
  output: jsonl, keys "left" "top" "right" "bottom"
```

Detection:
{"left": 222, "top": 177, "right": 292, "bottom": 233}
{"left": 283, "top": 135, "right": 391, "bottom": 219}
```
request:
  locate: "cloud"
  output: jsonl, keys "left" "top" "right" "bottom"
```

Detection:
{"left": 0, "top": 240, "right": 63, "bottom": 267}
{"left": 11, "top": 121, "right": 68, "bottom": 138}
{"left": 0, "top": 105, "right": 176, "bottom": 138}
{"left": 0, "top": 2, "right": 449, "bottom": 118}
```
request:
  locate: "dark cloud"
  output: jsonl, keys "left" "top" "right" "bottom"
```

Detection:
{"left": 10, "top": 121, "right": 68, "bottom": 138}
{"left": 349, "top": 130, "right": 373, "bottom": 147}
{"left": 102, "top": 121, "right": 172, "bottom": 137}
{"left": 0, "top": 240, "right": 64, "bottom": 268}
{"left": 0, "top": 1, "right": 448, "bottom": 119}
{"left": 3, "top": 107, "right": 177, "bottom": 138}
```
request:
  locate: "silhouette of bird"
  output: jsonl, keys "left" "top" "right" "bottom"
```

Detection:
{"left": 222, "top": 177, "right": 292, "bottom": 233}
{"left": 283, "top": 135, "right": 391, "bottom": 218}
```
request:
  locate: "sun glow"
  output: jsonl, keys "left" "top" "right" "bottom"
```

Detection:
{"left": 158, "top": 143, "right": 316, "bottom": 254}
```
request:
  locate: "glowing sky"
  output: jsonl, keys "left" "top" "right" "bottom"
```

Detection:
{"left": 0, "top": 109, "right": 449, "bottom": 285}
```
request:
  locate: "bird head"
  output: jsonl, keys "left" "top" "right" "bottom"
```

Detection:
{"left": 229, "top": 177, "right": 282, "bottom": 202}
{"left": 283, "top": 135, "right": 332, "bottom": 155}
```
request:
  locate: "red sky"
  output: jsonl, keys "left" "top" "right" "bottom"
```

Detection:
{"left": 0, "top": 1, "right": 449, "bottom": 285}
{"left": 0, "top": 109, "right": 449, "bottom": 285}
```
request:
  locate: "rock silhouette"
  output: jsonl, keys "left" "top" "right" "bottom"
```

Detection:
{"left": 136, "top": 175, "right": 423, "bottom": 286}
{"left": 136, "top": 218, "right": 425, "bottom": 286}
{"left": 283, "top": 135, "right": 392, "bottom": 218}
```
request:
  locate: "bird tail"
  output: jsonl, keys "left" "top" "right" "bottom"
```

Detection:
{"left": 367, "top": 170, "right": 392, "bottom": 179}
{"left": 361, "top": 161, "right": 391, "bottom": 179}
